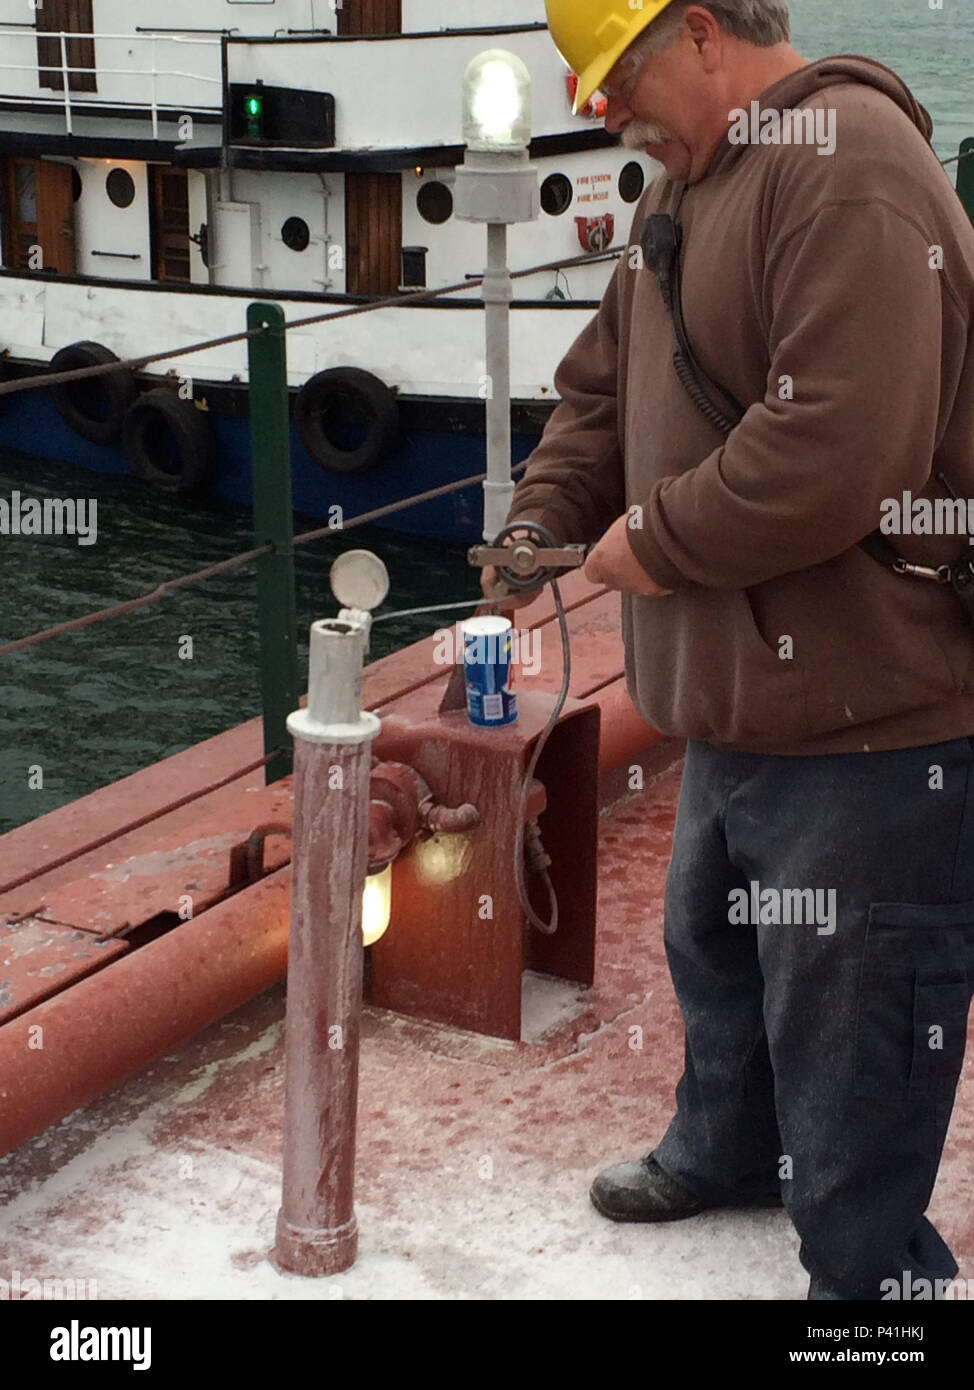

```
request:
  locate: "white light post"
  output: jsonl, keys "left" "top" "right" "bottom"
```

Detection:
{"left": 454, "top": 50, "right": 539, "bottom": 541}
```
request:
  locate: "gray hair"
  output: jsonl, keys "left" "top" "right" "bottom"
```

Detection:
{"left": 631, "top": 0, "right": 791, "bottom": 59}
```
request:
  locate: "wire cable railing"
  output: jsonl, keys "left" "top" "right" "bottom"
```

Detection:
{"left": 0, "top": 241, "right": 626, "bottom": 661}
{"left": 0, "top": 463, "right": 529, "bottom": 658}
{"left": 1, "top": 136, "right": 971, "bottom": 660}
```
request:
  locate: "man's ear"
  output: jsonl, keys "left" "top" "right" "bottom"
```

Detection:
{"left": 684, "top": 5, "right": 723, "bottom": 66}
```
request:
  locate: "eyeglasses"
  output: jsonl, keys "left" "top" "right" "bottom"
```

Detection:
{"left": 600, "top": 67, "right": 639, "bottom": 105}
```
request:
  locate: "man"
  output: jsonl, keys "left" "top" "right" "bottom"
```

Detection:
{"left": 484, "top": 0, "right": 974, "bottom": 1300}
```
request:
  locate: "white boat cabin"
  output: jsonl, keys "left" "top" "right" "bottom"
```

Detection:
{"left": 0, "top": 0, "right": 655, "bottom": 303}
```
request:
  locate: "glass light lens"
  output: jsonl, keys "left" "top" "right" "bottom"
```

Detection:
{"left": 462, "top": 49, "right": 532, "bottom": 152}
{"left": 361, "top": 864, "right": 392, "bottom": 947}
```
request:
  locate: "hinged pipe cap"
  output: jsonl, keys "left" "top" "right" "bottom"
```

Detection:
{"left": 288, "top": 618, "right": 380, "bottom": 746}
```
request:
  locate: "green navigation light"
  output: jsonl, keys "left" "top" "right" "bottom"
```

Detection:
{"left": 245, "top": 89, "right": 264, "bottom": 138}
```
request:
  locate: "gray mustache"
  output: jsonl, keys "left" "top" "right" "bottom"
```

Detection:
{"left": 621, "top": 121, "right": 672, "bottom": 148}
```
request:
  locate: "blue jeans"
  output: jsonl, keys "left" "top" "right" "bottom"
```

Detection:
{"left": 653, "top": 737, "right": 974, "bottom": 1300}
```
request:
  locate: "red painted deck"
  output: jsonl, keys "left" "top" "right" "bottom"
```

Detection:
{"left": 0, "top": 572, "right": 971, "bottom": 1298}
{"left": 0, "top": 743, "right": 970, "bottom": 1299}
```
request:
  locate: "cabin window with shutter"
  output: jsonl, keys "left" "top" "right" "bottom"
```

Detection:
{"left": 35, "top": 0, "right": 97, "bottom": 94}
{"left": 337, "top": 0, "right": 401, "bottom": 36}
{"left": 336, "top": 4, "right": 403, "bottom": 292}
{"left": 344, "top": 173, "right": 402, "bottom": 296}
{"left": 149, "top": 167, "right": 192, "bottom": 283}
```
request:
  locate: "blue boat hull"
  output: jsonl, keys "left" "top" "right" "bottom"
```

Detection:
{"left": 0, "top": 386, "right": 545, "bottom": 544}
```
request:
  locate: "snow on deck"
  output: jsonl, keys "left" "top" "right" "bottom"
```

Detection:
{"left": 1, "top": 756, "right": 971, "bottom": 1301}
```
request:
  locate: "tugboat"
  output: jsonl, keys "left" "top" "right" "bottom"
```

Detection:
{"left": 0, "top": 1, "right": 655, "bottom": 541}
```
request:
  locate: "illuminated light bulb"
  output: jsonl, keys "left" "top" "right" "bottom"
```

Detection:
{"left": 413, "top": 833, "right": 473, "bottom": 887}
{"left": 461, "top": 50, "right": 532, "bottom": 152}
{"left": 361, "top": 864, "right": 392, "bottom": 947}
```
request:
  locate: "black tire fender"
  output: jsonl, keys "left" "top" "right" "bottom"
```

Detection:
{"left": 48, "top": 340, "right": 137, "bottom": 445}
{"left": 294, "top": 366, "right": 399, "bottom": 475}
{"left": 122, "top": 388, "right": 217, "bottom": 494}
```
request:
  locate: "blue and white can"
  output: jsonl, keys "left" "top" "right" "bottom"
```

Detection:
{"left": 462, "top": 615, "right": 518, "bottom": 727}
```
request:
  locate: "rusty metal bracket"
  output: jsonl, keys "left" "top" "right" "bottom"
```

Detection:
{"left": 229, "top": 823, "right": 292, "bottom": 888}
{"left": 366, "top": 687, "right": 599, "bottom": 1040}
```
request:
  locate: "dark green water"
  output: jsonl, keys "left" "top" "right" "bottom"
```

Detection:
{"left": 0, "top": 450, "right": 479, "bottom": 836}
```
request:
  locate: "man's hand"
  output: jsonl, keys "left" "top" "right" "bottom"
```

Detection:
{"left": 584, "top": 514, "right": 672, "bottom": 597}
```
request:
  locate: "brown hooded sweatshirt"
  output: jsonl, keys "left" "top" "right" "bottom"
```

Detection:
{"left": 507, "top": 56, "right": 974, "bottom": 754}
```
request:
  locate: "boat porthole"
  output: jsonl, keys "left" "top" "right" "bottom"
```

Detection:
{"left": 106, "top": 167, "right": 135, "bottom": 209}
{"left": 540, "top": 173, "right": 573, "bottom": 216}
{"left": 417, "top": 181, "right": 453, "bottom": 225}
{"left": 48, "top": 340, "right": 137, "bottom": 445}
{"left": 294, "top": 367, "right": 399, "bottom": 476}
{"left": 619, "top": 161, "right": 646, "bottom": 204}
{"left": 122, "top": 389, "right": 217, "bottom": 494}
{"left": 282, "top": 216, "right": 310, "bottom": 252}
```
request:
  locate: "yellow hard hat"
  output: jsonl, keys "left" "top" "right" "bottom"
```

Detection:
{"left": 546, "top": 0, "right": 678, "bottom": 114}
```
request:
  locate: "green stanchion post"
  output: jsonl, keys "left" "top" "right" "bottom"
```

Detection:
{"left": 247, "top": 301, "right": 299, "bottom": 784}
{"left": 956, "top": 138, "right": 974, "bottom": 228}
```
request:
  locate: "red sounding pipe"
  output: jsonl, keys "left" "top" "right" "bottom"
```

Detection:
{"left": 0, "top": 869, "right": 290, "bottom": 1160}
{"left": 273, "top": 617, "right": 380, "bottom": 1277}
{"left": 597, "top": 683, "right": 663, "bottom": 774}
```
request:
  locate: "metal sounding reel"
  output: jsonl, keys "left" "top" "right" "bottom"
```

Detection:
{"left": 469, "top": 521, "right": 587, "bottom": 595}
{"left": 329, "top": 549, "right": 391, "bottom": 613}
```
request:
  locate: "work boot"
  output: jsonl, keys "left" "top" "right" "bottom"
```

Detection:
{"left": 590, "top": 1152, "right": 782, "bottom": 1223}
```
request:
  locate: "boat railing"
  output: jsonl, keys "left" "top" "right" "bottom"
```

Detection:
{"left": 0, "top": 24, "right": 568, "bottom": 149}
{"left": 0, "top": 29, "right": 223, "bottom": 137}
